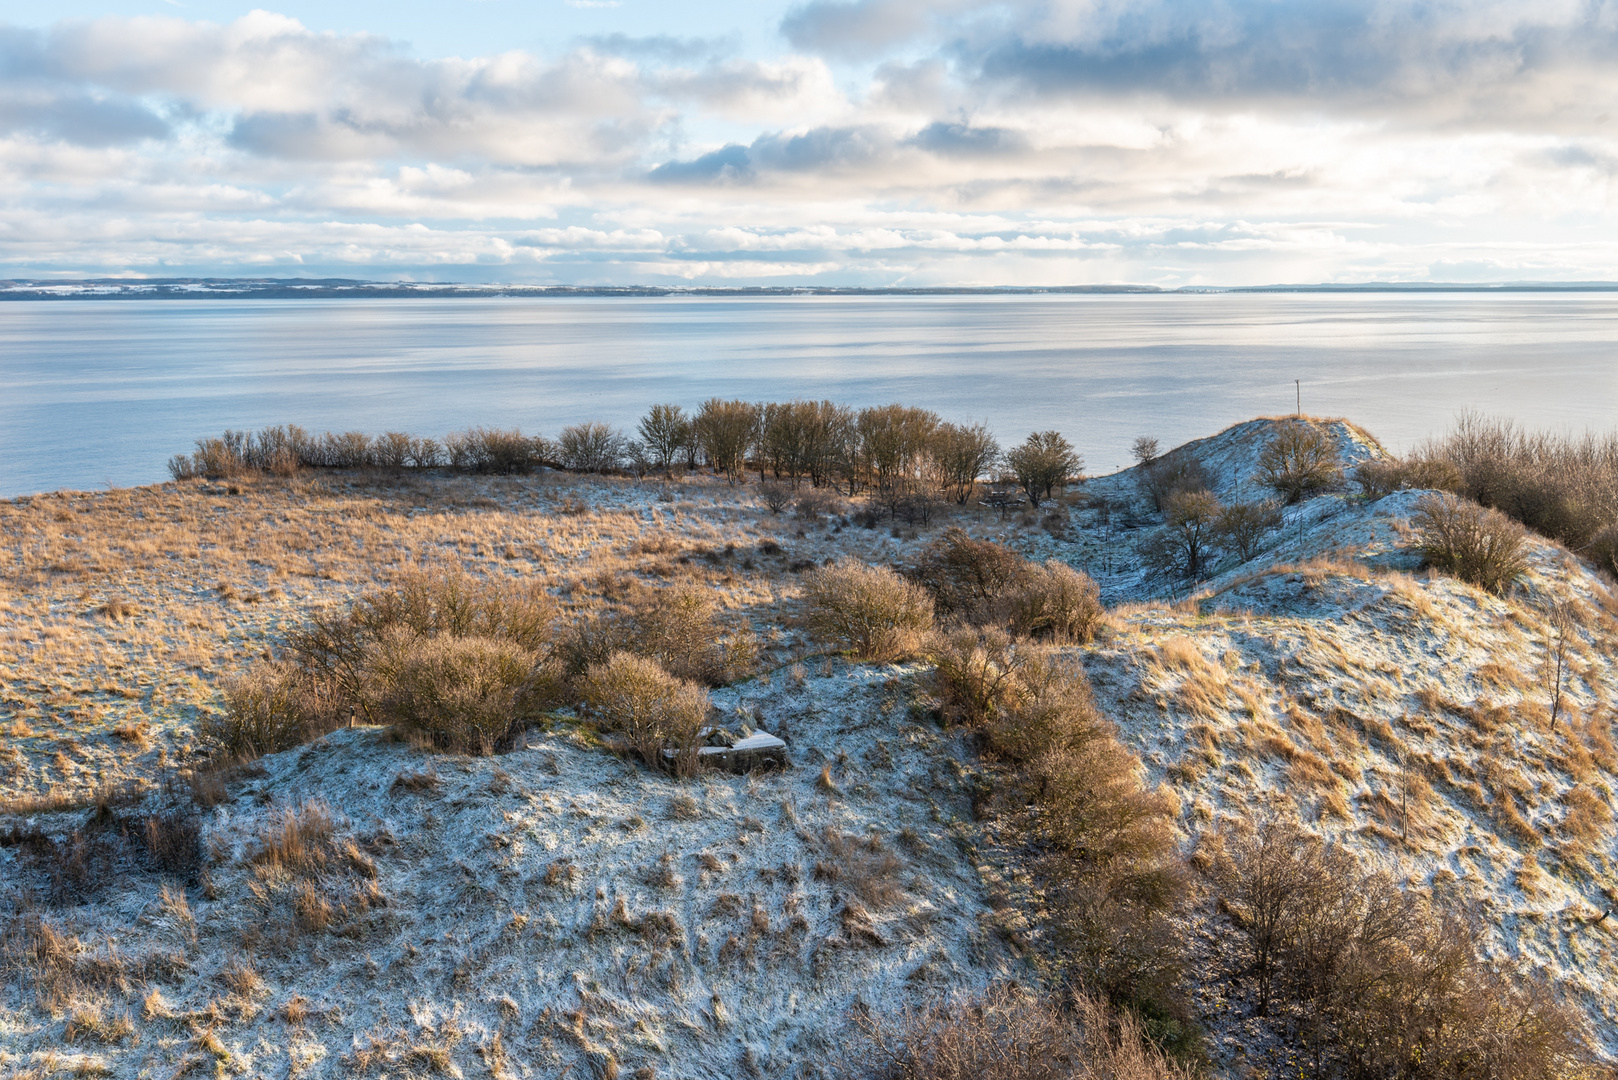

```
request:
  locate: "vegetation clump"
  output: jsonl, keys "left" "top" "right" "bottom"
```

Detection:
{"left": 804, "top": 559, "right": 936, "bottom": 662}
{"left": 1208, "top": 820, "right": 1588, "bottom": 1078}
{"left": 205, "top": 569, "right": 565, "bottom": 757}
{"left": 910, "top": 529, "right": 1103, "bottom": 642}
{"left": 1256, "top": 421, "right": 1344, "bottom": 504}
{"left": 1413, "top": 492, "right": 1530, "bottom": 595}
{"left": 578, "top": 652, "right": 709, "bottom": 777}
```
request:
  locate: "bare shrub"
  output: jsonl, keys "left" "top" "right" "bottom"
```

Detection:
{"left": 248, "top": 570, "right": 565, "bottom": 754}
{"left": 204, "top": 662, "right": 342, "bottom": 759}
{"left": 795, "top": 489, "right": 841, "bottom": 520}
{"left": 627, "top": 585, "right": 757, "bottom": 686}
{"left": 910, "top": 528, "right": 1026, "bottom": 621}
{"left": 912, "top": 532, "right": 1101, "bottom": 641}
{"left": 930, "top": 628, "right": 1032, "bottom": 727}
{"left": 804, "top": 559, "right": 935, "bottom": 662}
{"left": 558, "top": 422, "right": 626, "bottom": 473}
{"left": 983, "top": 655, "right": 1189, "bottom": 1013}
{"left": 1355, "top": 456, "right": 1463, "bottom": 500}
{"left": 1413, "top": 492, "right": 1530, "bottom": 594}
{"left": 578, "top": 652, "right": 708, "bottom": 776}
{"left": 1413, "top": 411, "right": 1618, "bottom": 578}
{"left": 759, "top": 484, "right": 792, "bottom": 514}
{"left": 373, "top": 431, "right": 413, "bottom": 470}
{"left": 346, "top": 569, "right": 558, "bottom": 651}
{"left": 1256, "top": 421, "right": 1344, "bottom": 504}
{"left": 1005, "top": 560, "right": 1104, "bottom": 643}
{"left": 1209, "top": 819, "right": 1590, "bottom": 1077}
{"left": 1214, "top": 500, "right": 1283, "bottom": 561}
{"left": 1138, "top": 490, "right": 1222, "bottom": 580}
{"left": 1137, "top": 454, "right": 1211, "bottom": 513}
{"left": 846, "top": 983, "right": 1192, "bottom": 1080}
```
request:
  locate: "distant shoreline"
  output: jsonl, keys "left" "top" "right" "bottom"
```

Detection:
{"left": 5, "top": 279, "right": 1618, "bottom": 300}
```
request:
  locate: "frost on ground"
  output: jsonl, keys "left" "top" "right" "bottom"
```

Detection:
{"left": 1081, "top": 433, "right": 1618, "bottom": 1063}
{"left": 6, "top": 414, "right": 1618, "bottom": 1073}
{"left": 0, "top": 662, "right": 1013, "bottom": 1080}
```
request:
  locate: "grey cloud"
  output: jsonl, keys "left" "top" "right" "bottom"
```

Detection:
{"left": 0, "top": 93, "right": 169, "bottom": 146}
{"left": 649, "top": 125, "right": 891, "bottom": 184}
{"left": 908, "top": 120, "right": 1026, "bottom": 157}
{"left": 1542, "top": 143, "right": 1618, "bottom": 174}
{"left": 966, "top": 1, "right": 1618, "bottom": 124}
{"left": 648, "top": 143, "right": 753, "bottom": 183}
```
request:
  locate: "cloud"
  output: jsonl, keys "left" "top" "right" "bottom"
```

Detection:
{"left": 0, "top": 93, "right": 169, "bottom": 146}
{"left": 0, "top": 6, "right": 1617, "bottom": 284}
{"left": 785, "top": 0, "right": 1618, "bottom": 128}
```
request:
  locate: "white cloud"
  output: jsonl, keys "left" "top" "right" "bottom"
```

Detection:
{"left": 0, "top": 5, "right": 1614, "bottom": 283}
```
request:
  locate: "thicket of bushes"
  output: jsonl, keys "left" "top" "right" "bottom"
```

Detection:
{"left": 1128, "top": 421, "right": 1332, "bottom": 581}
{"left": 909, "top": 529, "right": 1103, "bottom": 643}
{"left": 1351, "top": 412, "right": 1618, "bottom": 580}
{"left": 203, "top": 570, "right": 752, "bottom": 769}
{"left": 1207, "top": 820, "right": 1587, "bottom": 1079}
{"left": 924, "top": 624, "right": 1197, "bottom": 1051}
{"left": 167, "top": 399, "right": 1083, "bottom": 510}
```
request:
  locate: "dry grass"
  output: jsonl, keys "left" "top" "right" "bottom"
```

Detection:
{"left": 846, "top": 983, "right": 1193, "bottom": 1080}
{"left": 0, "top": 468, "right": 1037, "bottom": 806}
{"left": 1143, "top": 637, "right": 1230, "bottom": 719}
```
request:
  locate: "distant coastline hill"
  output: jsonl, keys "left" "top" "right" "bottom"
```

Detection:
{"left": 4, "top": 278, "right": 1618, "bottom": 299}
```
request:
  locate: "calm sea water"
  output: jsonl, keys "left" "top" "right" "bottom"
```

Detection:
{"left": 4, "top": 292, "right": 1617, "bottom": 497}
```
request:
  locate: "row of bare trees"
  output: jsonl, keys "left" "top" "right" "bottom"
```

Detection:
{"left": 642, "top": 398, "right": 1079, "bottom": 506}
{"left": 170, "top": 400, "right": 1081, "bottom": 507}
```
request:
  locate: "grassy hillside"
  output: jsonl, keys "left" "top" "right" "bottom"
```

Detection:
{"left": 3, "top": 415, "right": 1614, "bottom": 1078}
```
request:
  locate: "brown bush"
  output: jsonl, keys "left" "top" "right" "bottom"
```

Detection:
{"left": 1413, "top": 412, "right": 1618, "bottom": 573}
{"left": 578, "top": 652, "right": 708, "bottom": 776}
{"left": 1137, "top": 454, "right": 1212, "bottom": 513}
{"left": 1004, "top": 561, "right": 1104, "bottom": 643}
{"left": 347, "top": 570, "right": 557, "bottom": 651}
{"left": 910, "top": 529, "right": 1027, "bottom": 620}
{"left": 1138, "top": 490, "right": 1223, "bottom": 581}
{"left": 372, "top": 631, "right": 557, "bottom": 754}
{"left": 1354, "top": 456, "right": 1463, "bottom": 500}
{"left": 1413, "top": 492, "right": 1530, "bottom": 594}
{"left": 204, "top": 662, "right": 343, "bottom": 760}
{"left": 979, "top": 655, "right": 1189, "bottom": 1015}
{"left": 627, "top": 585, "right": 757, "bottom": 685}
{"left": 273, "top": 569, "right": 563, "bottom": 753}
{"left": 931, "top": 628, "right": 1032, "bottom": 727}
{"left": 846, "top": 983, "right": 1193, "bottom": 1080}
{"left": 1208, "top": 819, "right": 1591, "bottom": 1078}
{"left": 804, "top": 559, "right": 935, "bottom": 662}
{"left": 1256, "top": 421, "right": 1344, "bottom": 504}
{"left": 1214, "top": 499, "right": 1283, "bottom": 561}
{"left": 912, "top": 531, "right": 1102, "bottom": 641}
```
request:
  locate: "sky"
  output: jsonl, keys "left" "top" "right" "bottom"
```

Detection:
{"left": 2, "top": 0, "right": 1618, "bottom": 286}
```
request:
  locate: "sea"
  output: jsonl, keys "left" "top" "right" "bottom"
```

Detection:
{"left": 4, "top": 291, "right": 1618, "bottom": 497}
